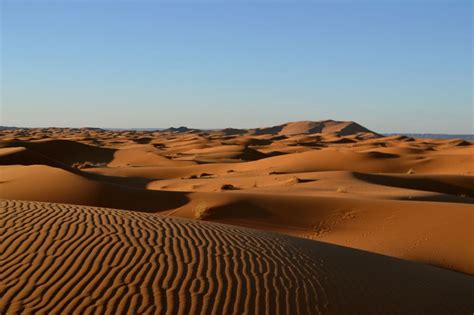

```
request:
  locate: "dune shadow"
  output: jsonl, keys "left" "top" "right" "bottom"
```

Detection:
{"left": 353, "top": 172, "right": 474, "bottom": 197}
{"left": 0, "top": 139, "right": 117, "bottom": 166}
{"left": 397, "top": 195, "right": 474, "bottom": 205}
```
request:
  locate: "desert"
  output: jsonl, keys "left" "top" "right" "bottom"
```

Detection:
{"left": 1, "top": 120, "right": 473, "bottom": 314}
{"left": 2, "top": 1, "right": 473, "bottom": 313}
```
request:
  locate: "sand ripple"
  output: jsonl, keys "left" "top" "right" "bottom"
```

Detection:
{"left": 1, "top": 200, "right": 472, "bottom": 314}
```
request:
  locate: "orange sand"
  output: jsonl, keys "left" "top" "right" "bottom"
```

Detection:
{"left": 1, "top": 120, "right": 473, "bottom": 313}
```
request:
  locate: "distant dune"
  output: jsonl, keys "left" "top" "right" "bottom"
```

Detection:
{"left": 158, "top": 120, "right": 379, "bottom": 137}
{"left": 1, "top": 121, "right": 473, "bottom": 313}
{"left": 248, "top": 120, "right": 378, "bottom": 136}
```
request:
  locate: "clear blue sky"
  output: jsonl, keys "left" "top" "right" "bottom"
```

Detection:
{"left": 1, "top": 0, "right": 472, "bottom": 133}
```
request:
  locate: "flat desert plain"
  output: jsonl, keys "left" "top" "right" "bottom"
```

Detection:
{"left": 1, "top": 120, "right": 473, "bottom": 314}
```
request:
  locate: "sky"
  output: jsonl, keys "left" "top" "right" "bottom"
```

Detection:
{"left": 1, "top": 0, "right": 472, "bottom": 133}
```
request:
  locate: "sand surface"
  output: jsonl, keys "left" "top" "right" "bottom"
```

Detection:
{"left": 1, "top": 120, "right": 473, "bottom": 313}
{"left": 1, "top": 200, "right": 472, "bottom": 314}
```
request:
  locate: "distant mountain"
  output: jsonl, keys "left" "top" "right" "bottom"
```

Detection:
{"left": 162, "top": 126, "right": 200, "bottom": 133}
{"left": 0, "top": 126, "right": 22, "bottom": 130}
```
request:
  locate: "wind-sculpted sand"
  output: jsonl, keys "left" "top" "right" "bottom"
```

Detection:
{"left": 1, "top": 200, "right": 472, "bottom": 315}
{"left": 1, "top": 120, "right": 473, "bottom": 313}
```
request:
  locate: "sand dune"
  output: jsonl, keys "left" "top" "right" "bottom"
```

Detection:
{"left": 1, "top": 200, "right": 472, "bottom": 315}
{"left": 238, "top": 148, "right": 474, "bottom": 174}
{"left": 0, "top": 165, "right": 187, "bottom": 211}
{"left": 1, "top": 164, "right": 472, "bottom": 274}
{"left": 249, "top": 120, "right": 378, "bottom": 136}
{"left": 352, "top": 172, "right": 474, "bottom": 196}
{"left": 172, "top": 191, "right": 474, "bottom": 274}
{"left": 0, "top": 139, "right": 115, "bottom": 165}
{"left": 108, "top": 145, "right": 197, "bottom": 167}
{"left": 84, "top": 146, "right": 473, "bottom": 181}
{"left": 1, "top": 122, "right": 473, "bottom": 313}
{"left": 178, "top": 145, "right": 268, "bottom": 162}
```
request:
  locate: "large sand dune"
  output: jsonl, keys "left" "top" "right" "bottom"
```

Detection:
{"left": 1, "top": 163, "right": 472, "bottom": 273}
{"left": 1, "top": 121, "right": 473, "bottom": 313}
{"left": 1, "top": 200, "right": 472, "bottom": 315}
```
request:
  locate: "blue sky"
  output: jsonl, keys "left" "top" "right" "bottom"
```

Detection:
{"left": 1, "top": 0, "right": 472, "bottom": 133}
